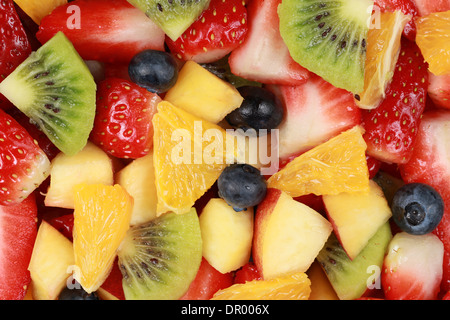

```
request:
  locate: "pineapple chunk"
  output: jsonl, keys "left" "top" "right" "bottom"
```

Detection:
{"left": 28, "top": 221, "right": 75, "bottom": 300}
{"left": 164, "top": 61, "right": 244, "bottom": 124}
{"left": 45, "top": 142, "right": 114, "bottom": 209}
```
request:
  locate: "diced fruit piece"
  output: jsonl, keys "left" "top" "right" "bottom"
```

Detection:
{"left": 115, "top": 152, "right": 158, "bottom": 226}
{"left": 199, "top": 198, "right": 254, "bottom": 273}
{"left": 99, "top": 258, "right": 125, "bottom": 300}
{"left": 268, "top": 74, "right": 361, "bottom": 160}
{"left": 234, "top": 262, "right": 262, "bottom": 284}
{"left": 90, "top": 78, "right": 161, "bottom": 159}
{"left": 72, "top": 184, "right": 133, "bottom": 293}
{"left": 411, "top": 0, "right": 450, "bottom": 16}
{"left": 316, "top": 222, "right": 392, "bottom": 300}
{"left": 164, "top": 61, "right": 243, "bottom": 124}
{"left": 13, "top": 0, "right": 67, "bottom": 24}
{"left": 166, "top": 0, "right": 248, "bottom": 63}
{"left": 117, "top": 209, "right": 202, "bottom": 300}
{"left": 36, "top": 0, "right": 165, "bottom": 64}
{"left": 253, "top": 188, "right": 333, "bottom": 280}
{"left": 0, "top": 109, "right": 50, "bottom": 206}
{"left": 127, "top": 0, "right": 210, "bottom": 41}
{"left": 152, "top": 101, "right": 234, "bottom": 215}
{"left": 323, "top": 180, "right": 392, "bottom": 260}
{"left": 428, "top": 73, "right": 450, "bottom": 109}
{"left": 44, "top": 142, "right": 114, "bottom": 209}
{"left": 211, "top": 272, "right": 311, "bottom": 300}
{"left": 362, "top": 38, "right": 429, "bottom": 164}
{"left": 0, "top": 32, "right": 96, "bottom": 156}
{"left": 307, "top": 261, "right": 339, "bottom": 300}
{"left": 278, "top": 0, "right": 373, "bottom": 94}
{"left": 382, "top": 232, "right": 444, "bottom": 300}
{"left": 373, "top": 170, "right": 405, "bottom": 206}
{"left": 28, "top": 220, "right": 74, "bottom": 300}
{"left": 267, "top": 126, "right": 370, "bottom": 198}
{"left": 58, "top": 284, "right": 99, "bottom": 300}
{"left": 0, "top": 195, "right": 37, "bottom": 300}
{"left": 356, "top": 11, "right": 411, "bottom": 109}
{"left": 228, "top": 0, "right": 309, "bottom": 86}
{"left": 415, "top": 10, "right": 450, "bottom": 76}
{"left": 47, "top": 213, "right": 74, "bottom": 241}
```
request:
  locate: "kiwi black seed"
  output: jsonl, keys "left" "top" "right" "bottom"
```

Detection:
{"left": 117, "top": 209, "right": 202, "bottom": 300}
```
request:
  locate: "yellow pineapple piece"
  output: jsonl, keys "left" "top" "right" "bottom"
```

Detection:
{"left": 14, "top": 0, "right": 68, "bottom": 24}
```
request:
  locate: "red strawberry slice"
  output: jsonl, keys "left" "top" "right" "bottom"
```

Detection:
{"left": 0, "top": 109, "right": 50, "bottom": 206}
{"left": 36, "top": 0, "right": 165, "bottom": 64}
{"left": 381, "top": 231, "right": 444, "bottom": 300}
{"left": 362, "top": 38, "right": 429, "bottom": 164}
{"left": 166, "top": 0, "right": 248, "bottom": 64}
{"left": 0, "top": 193, "right": 38, "bottom": 300}
{"left": 374, "top": 0, "right": 419, "bottom": 41}
{"left": 411, "top": 0, "right": 450, "bottom": 16}
{"left": 428, "top": 73, "right": 450, "bottom": 110}
{"left": 228, "top": 0, "right": 309, "bottom": 86}
{"left": 90, "top": 78, "right": 161, "bottom": 159}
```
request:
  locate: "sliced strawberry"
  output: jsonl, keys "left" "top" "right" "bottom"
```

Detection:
{"left": 90, "top": 78, "right": 161, "bottom": 159}
{"left": 0, "top": 109, "right": 50, "bottom": 206}
{"left": 428, "top": 73, "right": 450, "bottom": 110}
{"left": 166, "top": 0, "right": 248, "bottom": 64}
{"left": 374, "top": 0, "right": 419, "bottom": 41}
{"left": 382, "top": 232, "right": 444, "bottom": 300}
{"left": 228, "top": 0, "right": 309, "bottom": 86}
{"left": 362, "top": 38, "right": 429, "bottom": 164}
{"left": 36, "top": 0, "right": 165, "bottom": 64}
{"left": 411, "top": 0, "right": 450, "bottom": 16}
{"left": 0, "top": 193, "right": 37, "bottom": 300}
{"left": 267, "top": 73, "right": 361, "bottom": 160}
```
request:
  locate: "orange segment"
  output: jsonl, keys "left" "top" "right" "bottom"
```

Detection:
{"left": 416, "top": 11, "right": 450, "bottom": 76}
{"left": 356, "top": 11, "right": 411, "bottom": 109}
{"left": 267, "top": 126, "right": 369, "bottom": 198}
{"left": 211, "top": 272, "right": 311, "bottom": 300}
{"left": 72, "top": 183, "right": 133, "bottom": 293}
{"left": 13, "top": 0, "right": 68, "bottom": 24}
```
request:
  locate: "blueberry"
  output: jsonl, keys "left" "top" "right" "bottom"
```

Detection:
{"left": 217, "top": 164, "right": 267, "bottom": 211}
{"left": 225, "top": 86, "right": 284, "bottom": 135}
{"left": 391, "top": 183, "right": 444, "bottom": 235}
{"left": 58, "top": 284, "right": 99, "bottom": 300}
{"left": 128, "top": 50, "right": 178, "bottom": 93}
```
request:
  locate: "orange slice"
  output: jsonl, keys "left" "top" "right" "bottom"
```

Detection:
{"left": 13, "top": 0, "right": 68, "bottom": 24}
{"left": 152, "top": 101, "right": 235, "bottom": 215}
{"left": 72, "top": 183, "right": 133, "bottom": 293}
{"left": 415, "top": 10, "right": 450, "bottom": 76}
{"left": 267, "top": 126, "right": 369, "bottom": 198}
{"left": 211, "top": 272, "right": 311, "bottom": 300}
{"left": 356, "top": 11, "right": 411, "bottom": 109}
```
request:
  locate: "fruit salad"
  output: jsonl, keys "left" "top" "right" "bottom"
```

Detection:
{"left": 0, "top": 0, "right": 449, "bottom": 302}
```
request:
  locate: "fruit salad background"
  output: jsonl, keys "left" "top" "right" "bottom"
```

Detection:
{"left": 0, "top": 0, "right": 449, "bottom": 301}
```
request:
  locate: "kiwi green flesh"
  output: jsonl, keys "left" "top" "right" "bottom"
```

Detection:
{"left": 278, "top": 0, "right": 373, "bottom": 94}
{"left": 0, "top": 32, "right": 96, "bottom": 156}
{"left": 127, "top": 0, "right": 211, "bottom": 41}
{"left": 316, "top": 222, "right": 392, "bottom": 300}
{"left": 118, "top": 209, "right": 202, "bottom": 300}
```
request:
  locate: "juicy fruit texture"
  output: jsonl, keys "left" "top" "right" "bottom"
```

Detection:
{"left": 356, "top": 11, "right": 411, "bottom": 109}
{"left": 316, "top": 222, "right": 392, "bottom": 300}
{"left": 382, "top": 232, "right": 444, "bottom": 300}
{"left": 164, "top": 61, "right": 243, "bottom": 124}
{"left": 152, "top": 101, "right": 233, "bottom": 215}
{"left": 412, "top": 0, "right": 450, "bottom": 16}
{"left": 127, "top": 0, "right": 211, "bottom": 41}
{"left": 267, "top": 126, "right": 370, "bottom": 198}
{"left": 212, "top": 272, "right": 311, "bottom": 300}
{"left": 14, "top": 0, "right": 67, "bottom": 24}
{"left": 0, "top": 32, "right": 96, "bottom": 156}
{"left": 415, "top": 10, "right": 450, "bottom": 76}
{"left": 117, "top": 209, "right": 202, "bottom": 300}
{"left": 228, "top": 0, "right": 310, "bottom": 86}
{"left": 278, "top": 0, "right": 373, "bottom": 94}
{"left": 90, "top": 78, "right": 161, "bottom": 159}
{"left": 307, "top": 261, "right": 339, "bottom": 300}
{"left": 37, "top": 0, "right": 165, "bottom": 64}
{"left": 28, "top": 220, "right": 74, "bottom": 300}
{"left": 166, "top": 0, "right": 248, "bottom": 63}
{"left": 0, "top": 110, "right": 50, "bottom": 206}
{"left": 428, "top": 73, "right": 450, "bottom": 109}
{"left": 0, "top": 195, "right": 37, "bottom": 300}
{"left": 73, "top": 184, "right": 133, "bottom": 293}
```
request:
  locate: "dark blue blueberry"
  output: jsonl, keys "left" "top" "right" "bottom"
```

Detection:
{"left": 217, "top": 164, "right": 267, "bottom": 211}
{"left": 225, "top": 86, "right": 284, "bottom": 135}
{"left": 58, "top": 284, "right": 99, "bottom": 300}
{"left": 128, "top": 50, "right": 178, "bottom": 93}
{"left": 391, "top": 183, "right": 444, "bottom": 235}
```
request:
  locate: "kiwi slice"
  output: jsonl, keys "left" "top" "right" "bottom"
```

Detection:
{"left": 278, "top": 0, "right": 374, "bottom": 94}
{"left": 316, "top": 222, "right": 392, "bottom": 300}
{"left": 117, "top": 209, "right": 202, "bottom": 300}
{"left": 0, "top": 32, "right": 96, "bottom": 156}
{"left": 127, "top": 0, "right": 211, "bottom": 41}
